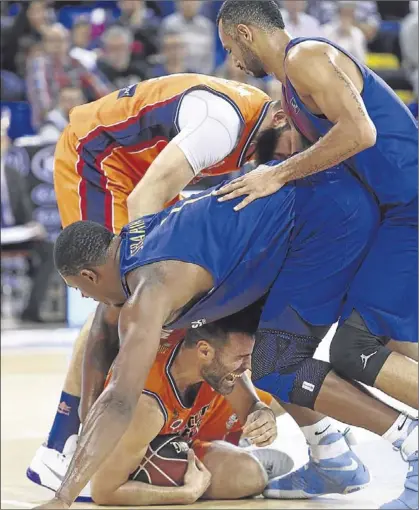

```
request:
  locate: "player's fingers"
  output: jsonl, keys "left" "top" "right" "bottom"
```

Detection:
{"left": 217, "top": 186, "right": 248, "bottom": 202}
{"left": 250, "top": 428, "right": 277, "bottom": 447}
{"left": 213, "top": 177, "right": 245, "bottom": 195}
{"left": 187, "top": 449, "right": 196, "bottom": 465}
{"left": 243, "top": 419, "right": 269, "bottom": 438}
{"left": 194, "top": 455, "right": 207, "bottom": 472}
{"left": 233, "top": 194, "right": 257, "bottom": 211}
{"left": 253, "top": 433, "right": 277, "bottom": 448}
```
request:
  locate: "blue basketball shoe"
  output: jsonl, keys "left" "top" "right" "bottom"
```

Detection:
{"left": 381, "top": 421, "right": 418, "bottom": 510}
{"left": 264, "top": 429, "right": 370, "bottom": 499}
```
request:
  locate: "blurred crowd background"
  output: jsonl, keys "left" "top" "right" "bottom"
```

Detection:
{"left": 1, "top": 0, "right": 418, "bottom": 327}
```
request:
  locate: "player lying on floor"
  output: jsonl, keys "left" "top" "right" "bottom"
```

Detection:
{"left": 89, "top": 306, "right": 293, "bottom": 506}
{"left": 35, "top": 157, "right": 388, "bottom": 509}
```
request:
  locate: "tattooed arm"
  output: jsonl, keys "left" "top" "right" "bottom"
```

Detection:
{"left": 274, "top": 42, "right": 376, "bottom": 182}
{"left": 214, "top": 42, "right": 377, "bottom": 209}
{"left": 79, "top": 303, "right": 121, "bottom": 423}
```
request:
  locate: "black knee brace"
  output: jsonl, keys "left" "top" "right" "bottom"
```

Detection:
{"left": 330, "top": 310, "right": 392, "bottom": 386}
{"left": 252, "top": 328, "right": 332, "bottom": 409}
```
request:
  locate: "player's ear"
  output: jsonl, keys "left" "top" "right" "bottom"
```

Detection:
{"left": 80, "top": 268, "right": 98, "bottom": 284}
{"left": 237, "top": 24, "right": 253, "bottom": 43}
{"left": 272, "top": 109, "right": 287, "bottom": 128}
{"left": 196, "top": 340, "right": 214, "bottom": 361}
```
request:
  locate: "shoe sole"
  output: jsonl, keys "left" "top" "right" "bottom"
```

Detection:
{"left": 26, "top": 467, "right": 92, "bottom": 503}
{"left": 263, "top": 481, "right": 370, "bottom": 500}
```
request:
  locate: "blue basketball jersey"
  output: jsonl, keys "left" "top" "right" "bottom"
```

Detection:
{"left": 118, "top": 167, "right": 378, "bottom": 330}
{"left": 282, "top": 37, "right": 418, "bottom": 208}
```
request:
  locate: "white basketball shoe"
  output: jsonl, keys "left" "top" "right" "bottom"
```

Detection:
{"left": 27, "top": 435, "right": 92, "bottom": 502}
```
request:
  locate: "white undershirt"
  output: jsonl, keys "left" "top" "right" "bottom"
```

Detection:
{"left": 173, "top": 89, "right": 242, "bottom": 175}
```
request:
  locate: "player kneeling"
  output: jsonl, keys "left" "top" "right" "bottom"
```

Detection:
{"left": 90, "top": 313, "right": 293, "bottom": 506}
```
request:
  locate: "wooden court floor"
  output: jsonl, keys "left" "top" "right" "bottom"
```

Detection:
{"left": 1, "top": 329, "right": 411, "bottom": 509}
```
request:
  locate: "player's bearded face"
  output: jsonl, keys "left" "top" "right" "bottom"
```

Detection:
{"left": 201, "top": 350, "right": 245, "bottom": 395}
{"left": 255, "top": 123, "right": 293, "bottom": 165}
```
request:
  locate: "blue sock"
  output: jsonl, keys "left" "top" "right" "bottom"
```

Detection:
{"left": 47, "top": 392, "right": 81, "bottom": 452}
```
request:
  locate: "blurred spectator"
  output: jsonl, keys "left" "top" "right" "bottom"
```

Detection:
{"left": 400, "top": 2, "right": 418, "bottom": 98}
{"left": 148, "top": 30, "right": 188, "bottom": 78}
{"left": 115, "top": 0, "right": 160, "bottom": 59}
{"left": 323, "top": 1, "right": 367, "bottom": 63}
{"left": 1, "top": 118, "right": 54, "bottom": 324}
{"left": 281, "top": 1, "right": 323, "bottom": 39}
{"left": 1, "top": 0, "right": 55, "bottom": 78}
{"left": 26, "top": 23, "right": 113, "bottom": 129}
{"left": 70, "top": 16, "right": 98, "bottom": 70}
{"left": 16, "top": 87, "right": 86, "bottom": 145}
{"left": 161, "top": 0, "right": 215, "bottom": 74}
{"left": 307, "top": 1, "right": 380, "bottom": 43}
{"left": 0, "top": 70, "right": 26, "bottom": 101}
{"left": 96, "top": 25, "right": 148, "bottom": 89}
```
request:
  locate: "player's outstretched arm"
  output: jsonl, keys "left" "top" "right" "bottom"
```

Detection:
{"left": 34, "top": 282, "right": 173, "bottom": 509}
{"left": 215, "top": 43, "right": 377, "bottom": 210}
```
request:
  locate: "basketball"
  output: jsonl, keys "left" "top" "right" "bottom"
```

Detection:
{"left": 129, "top": 435, "right": 189, "bottom": 487}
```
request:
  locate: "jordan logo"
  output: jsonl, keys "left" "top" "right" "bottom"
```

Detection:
{"left": 360, "top": 351, "right": 377, "bottom": 370}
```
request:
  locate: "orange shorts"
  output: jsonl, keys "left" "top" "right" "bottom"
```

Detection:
{"left": 54, "top": 125, "right": 178, "bottom": 234}
{"left": 54, "top": 125, "right": 131, "bottom": 234}
{"left": 192, "top": 389, "right": 273, "bottom": 460}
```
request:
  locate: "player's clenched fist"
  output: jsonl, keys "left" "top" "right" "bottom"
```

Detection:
{"left": 242, "top": 404, "right": 278, "bottom": 447}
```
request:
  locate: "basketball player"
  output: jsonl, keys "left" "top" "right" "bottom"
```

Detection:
{"left": 216, "top": 2, "right": 418, "bottom": 506}
{"left": 39, "top": 159, "right": 415, "bottom": 509}
{"left": 32, "top": 73, "right": 290, "bottom": 489}
{"left": 89, "top": 308, "right": 293, "bottom": 506}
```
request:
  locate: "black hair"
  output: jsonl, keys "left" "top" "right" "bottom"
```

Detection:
{"left": 184, "top": 296, "right": 267, "bottom": 348}
{"left": 216, "top": 0, "right": 285, "bottom": 35}
{"left": 54, "top": 220, "right": 115, "bottom": 276}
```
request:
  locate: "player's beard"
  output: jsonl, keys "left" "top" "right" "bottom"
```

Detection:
{"left": 201, "top": 354, "right": 235, "bottom": 395}
{"left": 237, "top": 40, "right": 268, "bottom": 79}
{"left": 255, "top": 123, "right": 291, "bottom": 165}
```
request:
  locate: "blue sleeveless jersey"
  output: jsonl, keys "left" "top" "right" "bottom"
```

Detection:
{"left": 282, "top": 37, "right": 418, "bottom": 208}
{"left": 119, "top": 182, "right": 300, "bottom": 329}
{"left": 118, "top": 168, "right": 378, "bottom": 330}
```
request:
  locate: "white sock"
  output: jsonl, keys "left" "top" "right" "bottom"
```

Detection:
{"left": 301, "top": 417, "right": 340, "bottom": 446}
{"left": 382, "top": 414, "right": 415, "bottom": 447}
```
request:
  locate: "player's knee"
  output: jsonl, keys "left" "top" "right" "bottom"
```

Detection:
{"left": 236, "top": 452, "right": 268, "bottom": 496}
{"left": 252, "top": 328, "right": 331, "bottom": 409}
{"left": 330, "top": 310, "right": 392, "bottom": 386}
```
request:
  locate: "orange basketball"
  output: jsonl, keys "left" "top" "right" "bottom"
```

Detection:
{"left": 130, "top": 435, "right": 189, "bottom": 487}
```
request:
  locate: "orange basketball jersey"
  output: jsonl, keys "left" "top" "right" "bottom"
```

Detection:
{"left": 142, "top": 340, "right": 272, "bottom": 444}
{"left": 54, "top": 74, "right": 271, "bottom": 232}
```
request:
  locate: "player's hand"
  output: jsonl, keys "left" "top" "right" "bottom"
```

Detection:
{"left": 213, "top": 164, "right": 286, "bottom": 211}
{"left": 32, "top": 497, "right": 70, "bottom": 509}
{"left": 243, "top": 405, "right": 278, "bottom": 447}
{"left": 183, "top": 450, "right": 212, "bottom": 502}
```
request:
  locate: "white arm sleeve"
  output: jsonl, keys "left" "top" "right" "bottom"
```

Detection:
{"left": 173, "top": 89, "right": 242, "bottom": 175}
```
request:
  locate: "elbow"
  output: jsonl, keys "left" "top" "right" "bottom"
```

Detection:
{"left": 358, "top": 120, "right": 377, "bottom": 150}
{"left": 91, "top": 481, "right": 112, "bottom": 505}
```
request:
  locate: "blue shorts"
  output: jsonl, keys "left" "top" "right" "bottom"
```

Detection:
{"left": 259, "top": 170, "right": 380, "bottom": 330}
{"left": 340, "top": 197, "right": 418, "bottom": 342}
